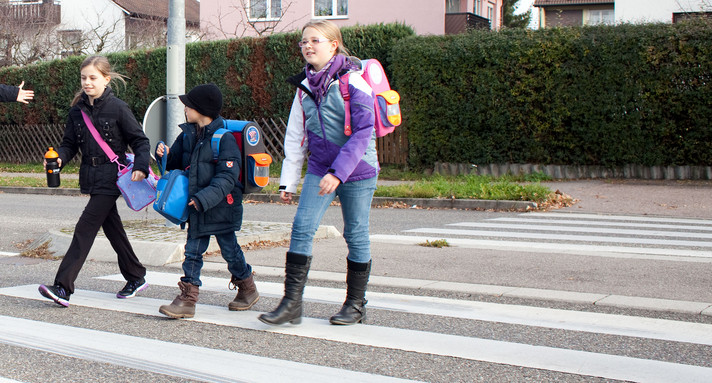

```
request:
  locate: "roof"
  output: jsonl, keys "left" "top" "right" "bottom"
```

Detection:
{"left": 533, "top": 0, "right": 614, "bottom": 6}
{"left": 111, "top": 0, "right": 200, "bottom": 24}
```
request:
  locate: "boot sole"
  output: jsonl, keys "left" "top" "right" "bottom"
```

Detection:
{"left": 159, "top": 307, "right": 194, "bottom": 319}
{"left": 228, "top": 296, "right": 260, "bottom": 311}
{"left": 258, "top": 314, "right": 302, "bottom": 325}
{"left": 329, "top": 319, "right": 364, "bottom": 325}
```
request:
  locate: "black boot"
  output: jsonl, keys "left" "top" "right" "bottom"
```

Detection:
{"left": 258, "top": 252, "right": 311, "bottom": 325}
{"left": 330, "top": 259, "right": 371, "bottom": 325}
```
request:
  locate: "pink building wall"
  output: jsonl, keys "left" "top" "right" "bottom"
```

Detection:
{"left": 201, "top": 0, "right": 501, "bottom": 40}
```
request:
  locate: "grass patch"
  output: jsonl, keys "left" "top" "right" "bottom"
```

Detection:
{"left": 0, "top": 176, "right": 80, "bottom": 188}
{"left": 419, "top": 239, "right": 450, "bottom": 248}
{"left": 0, "top": 162, "right": 80, "bottom": 174}
{"left": 0, "top": 162, "right": 565, "bottom": 205}
{"left": 375, "top": 174, "right": 553, "bottom": 204}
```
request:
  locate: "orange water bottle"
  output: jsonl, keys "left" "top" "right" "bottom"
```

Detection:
{"left": 44, "top": 147, "right": 60, "bottom": 188}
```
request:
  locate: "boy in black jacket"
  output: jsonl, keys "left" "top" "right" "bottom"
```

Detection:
{"left": 157, "top": 84, "right": 258, "bottom": 319}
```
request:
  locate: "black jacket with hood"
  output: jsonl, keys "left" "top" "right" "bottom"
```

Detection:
{"left": 164, "top": 116, "right": 244, "bottom": 238}
{"left": 57, "top": 87, "right": 151, "bottom": 196}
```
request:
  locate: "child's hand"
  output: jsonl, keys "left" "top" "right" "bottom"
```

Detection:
{"left": 156, "top": 143, "right": 169, "bottom": 157}
{"left": 280, "top": 191, "right": 293, "bottom": 203}
{"left": 43, "top": 158, "right": 62, "bottom": 170}
{"left": 131, "top": 170, "right": 147, "bottom": 182}
{"left": 318, "top": 174, "right": 340, "bottom": 196}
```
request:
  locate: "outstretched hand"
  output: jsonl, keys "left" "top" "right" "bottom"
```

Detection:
{"left": 16, "top": 81, "right": 34, "bottom": 104}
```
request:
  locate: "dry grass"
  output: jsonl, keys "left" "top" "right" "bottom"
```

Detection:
{"left": 19, "top": 241, "right": 60, "bottom": 260}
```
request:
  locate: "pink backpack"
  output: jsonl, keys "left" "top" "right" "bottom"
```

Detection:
{"left": 339, "top": 59, "right": 401, "bottom": 137}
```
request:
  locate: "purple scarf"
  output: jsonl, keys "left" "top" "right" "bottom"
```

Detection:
{"left": 306, "top": 54, "right": 354, "bottom": 105}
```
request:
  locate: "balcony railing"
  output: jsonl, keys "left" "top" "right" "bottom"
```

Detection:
{"left": 445, "top": 12, "right": 491, "bottom": 34}
{"left": 2, "top": 2, "right": 61, "bottom": 25}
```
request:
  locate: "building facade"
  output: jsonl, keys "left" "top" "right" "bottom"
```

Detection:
{"left": 200, "top": 0, "right": 503, "bottom": 40}
{"left": 534, "top": 0, "right": 711, "bottom": 28}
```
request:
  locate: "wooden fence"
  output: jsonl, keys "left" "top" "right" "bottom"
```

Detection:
{"left": 0, "top": 120, "right": 408, "bottom": 165}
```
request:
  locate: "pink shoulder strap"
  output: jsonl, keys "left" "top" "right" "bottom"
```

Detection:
{"left": 81, "top": 110, "right": 120, "bottom": 166}
{"left": 338, "top": 73, "right": 352, "bottom": 136}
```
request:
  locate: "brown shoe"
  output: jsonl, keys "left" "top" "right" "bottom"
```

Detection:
{"left": 228, "top": 274, "right": 259, "bottom": 311}
{"left": 159, "top": 281, "right": 199, "bottom": 319}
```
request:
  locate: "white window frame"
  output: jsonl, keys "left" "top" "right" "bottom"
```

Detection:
{"left": 487, "top": 4, "right": 494, "bottom": 20}
{"left": 446, "top": 0, "right": 461, "bottom": 14}
{"left": 248, "top": 0, "right": 283, "bottom": 21}
{"left": 474, "top": 0, "right": 482, "bottom": 16}
{"left": 313, "top": 0, "right": 348, "bottom": 19}
{"left": 585, "top": 9, "right": 615, "bottom": 25}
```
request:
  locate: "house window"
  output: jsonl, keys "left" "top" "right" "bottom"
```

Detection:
{"left": 314, "top": 0, "right": 348, "bottom": 18}
{"left": 250, "top": 0, "right": 282, "bottom": 20}
{"left": 487, "top": 4, "right": 494, "bottom": 20}
{"left": 0, "top": 34, "right": 11, "bottom": 66}
{"left": 474, "top": 0, "right": 482, "bottom": 16}
{"left": 586, "top": 9, "right": 614, "bottom": 25}
{"left": 446, "top": 0, "right": 460, "bottom": 13}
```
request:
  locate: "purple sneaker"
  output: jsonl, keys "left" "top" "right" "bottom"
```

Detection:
{"left": 38, "top": 284, "right": 70, "bottom": 307}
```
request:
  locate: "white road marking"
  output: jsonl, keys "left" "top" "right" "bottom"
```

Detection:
{"left": 0, "top": 315, "right": 417, "bottom": 383}
{"left": 94, "top": 271, "right": 712, "bottom": 346}
{"left": 1, "top": 285, "right": 711, "bottom": 383}
{"left": 369, "top": 234, "right": 712, "bottom": 260}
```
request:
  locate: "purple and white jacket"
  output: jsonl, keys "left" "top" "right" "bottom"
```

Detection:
{"left": 279, "top": 62, "right": 379, "bottom": 194}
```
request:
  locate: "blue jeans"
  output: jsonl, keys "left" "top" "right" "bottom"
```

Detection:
{"left": 181, "top": 231, "right": 252, "bottom": 286}
{"left": 289, "top": 173, "right": 377, "bottom": 263}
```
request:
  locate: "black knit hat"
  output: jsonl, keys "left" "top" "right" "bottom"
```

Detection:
{"left": 179, "top": 83, "right": 223, "bottom": 119}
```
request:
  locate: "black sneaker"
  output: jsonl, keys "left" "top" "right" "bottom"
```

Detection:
{"left": 116, "top": 278, "right": 148, "bottom": 299}
{"left": 38, "top": 284, "right": 70, "bottom": 307}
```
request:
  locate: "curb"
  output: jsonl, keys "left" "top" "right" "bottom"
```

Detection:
{"left": 27, "top": 220, "right": 341, "bottom": 267}
{"left": 1, "top": 186, "right": 537, "bottom": 211}
{"left": 246, "top": 193, "right": 536, "bottom": 211}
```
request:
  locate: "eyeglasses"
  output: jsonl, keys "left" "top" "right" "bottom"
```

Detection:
{"left": 298, "top": 38, "right": 331, "bottom": 48}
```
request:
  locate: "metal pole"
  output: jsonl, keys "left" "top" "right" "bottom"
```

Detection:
{"left": 166, "top": 0, "right": 186, "bottom": 146}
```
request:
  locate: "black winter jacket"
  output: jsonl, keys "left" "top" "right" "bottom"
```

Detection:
{"left": 57, "top": 88, "right": 151, "bottom": 195}
{"left": 164, "top": 116, "right": 243, "bottom": 237}
{"left": 0, "top": 84, "right": 18, "bottom": 102}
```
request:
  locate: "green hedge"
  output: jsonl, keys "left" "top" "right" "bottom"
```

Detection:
{"left": 0, "top": 23, "right": 414, "bottom": 125}
{"left": 2, "top": 21, "right": 710, "bottom": 169}
{"left": 390, "top": 21, "right": 712, "bottom": 168}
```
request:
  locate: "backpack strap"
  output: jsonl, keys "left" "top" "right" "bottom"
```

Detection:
{"left": 338, "top": 73, "right": 352, "bottom": 136}
{"left": 210, "top": 128, "right": 229, "bottom": 162}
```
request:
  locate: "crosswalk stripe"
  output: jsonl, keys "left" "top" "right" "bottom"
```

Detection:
{"left": 490, "top": 217, "right": 712, "bottom": 231}
{"left": 96, "top": 271, "right": 712, "bottom": 346}
{"left": 447, "top": 222, "right": 712, "bottom": 239}
{"left": 1, "top": 285, "right": 712, "bottom": 382}
{"left": 370, "top": 234, "right": 712, "bottom": 260}
{"left": 0, "top": 315, "right": 415, "bottom": 383}
{"left": 404, "top": 228, "right": 712, "bottom": 247}
{"left": 524, "top": 213, "right": 712, "bottom": 225}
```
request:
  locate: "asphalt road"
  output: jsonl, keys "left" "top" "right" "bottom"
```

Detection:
{"left": 0, "top": 179, "right": 711, "bottom": 382}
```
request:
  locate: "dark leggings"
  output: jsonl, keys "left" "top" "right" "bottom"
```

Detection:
{"left": 54, "top": 194, "right": 146, "bottom": 294}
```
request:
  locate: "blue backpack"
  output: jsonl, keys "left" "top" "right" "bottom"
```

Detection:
{"left": 211, "top": 120, "right": 272, "bottom": 195}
